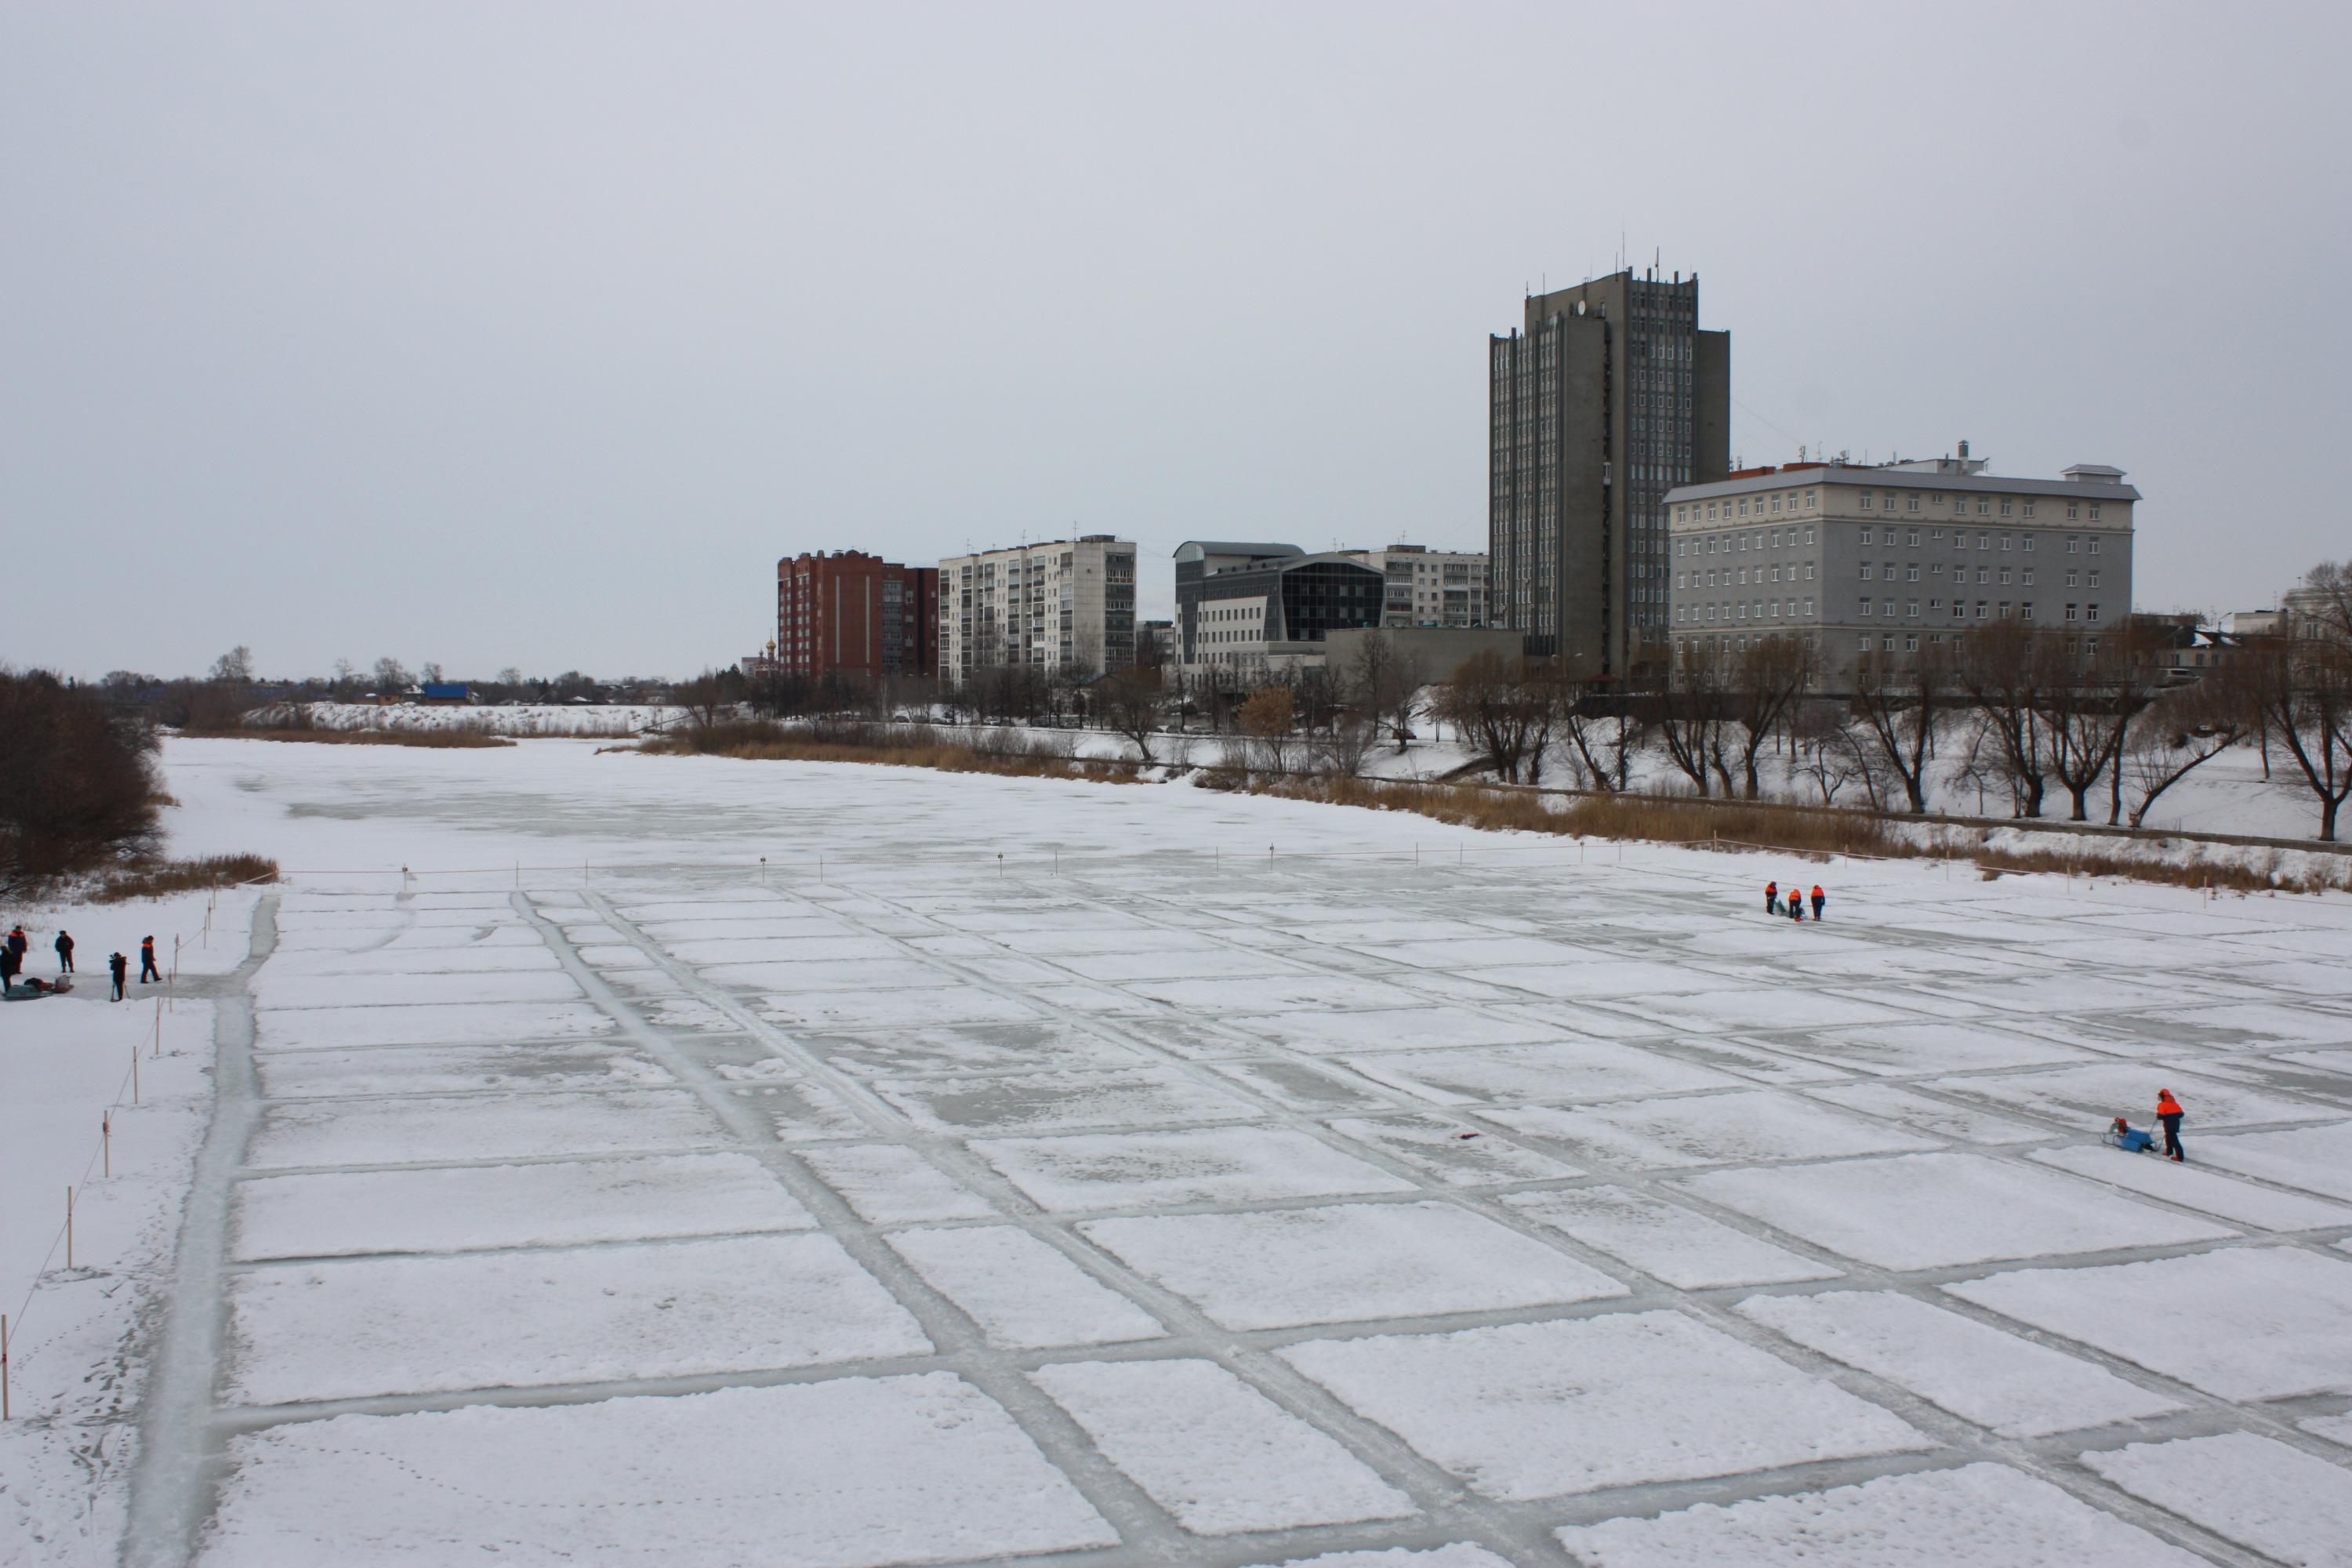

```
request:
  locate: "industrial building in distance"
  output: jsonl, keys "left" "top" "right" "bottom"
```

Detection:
{"left": 1173, "top": 540, "right": 1498, "bottom": 681}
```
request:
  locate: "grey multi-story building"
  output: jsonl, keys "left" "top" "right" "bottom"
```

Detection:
{"left": 1489, "top": 268, "right": 1730, "bottom": 677}
{"left": 1664, "top": 448, "right": 2140, "bottom": 688}
{"left": 938, "top": 535, "right": 1138, "bottom": 684}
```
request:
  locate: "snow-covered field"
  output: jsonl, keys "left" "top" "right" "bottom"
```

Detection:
{"left": 4, "top": 736, "right": 2351, "bottom": 1566}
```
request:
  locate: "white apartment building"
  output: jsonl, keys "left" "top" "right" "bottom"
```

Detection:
{"left": 1665, "top": 448, "right": 2140, "bottom": 688}
{"left": 937, "top": 535, "right": 1138, "bottom": 684}
{"left": 1337, "top": 545, "right": 1490, "bottom": 629}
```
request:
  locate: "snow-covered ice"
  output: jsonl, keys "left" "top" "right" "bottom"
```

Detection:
{"left": 1281, "top": 1312, "right": 1928, "bottom": 1501}
{"left": 1678, "top": 1151, "right": 2238, "bottom": 1270}
{"left": 11, "top": 737, "right": 2352, "bottom": 1567}
{"left": 1734, "top": 1290, "right": 2184, "bottom": 1436}
{"left": 1029, "top": 1358, "right": 1416, "bottom": 1534}
{"left": 1947, "top": 1247, "right": 2352, "bottom": 1400}
{"left": 1558, "top": 1463, "right": 2208, "bottom": 1566}
{"left": 1078, "top": 1200, "right": 1628, "bottom": 1329}
{"left": 2083, "top": 1433, "right": 2352, "bottom": 1568}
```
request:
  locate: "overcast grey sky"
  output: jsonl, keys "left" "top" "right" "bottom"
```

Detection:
{"left": 5, "top": 2, "right": 2347, "bottom": 680}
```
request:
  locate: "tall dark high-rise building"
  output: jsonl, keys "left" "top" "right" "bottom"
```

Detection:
{"left": 1489, "top": 268, "right": 1730, "bottom": 676}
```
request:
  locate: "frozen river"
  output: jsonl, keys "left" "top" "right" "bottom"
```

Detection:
{"left": 13, "top": 740, "right": 2352, "bottom": 1566}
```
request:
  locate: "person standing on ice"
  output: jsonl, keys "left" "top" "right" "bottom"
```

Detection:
{"left": 5, "top": 925, "right": 25, "bottom": 971}
{"left": 109, "top": 951, "right": 129, "bottom": 1001}
{"left": 1765, "top": 880, "right": 1780, "bottom": 916}
{"left": 139, "top": 935, "right": 161, "bottom": 984}
{"left": 0, "top": 942, "right": 17, "bottom": 989}
{"left": 2156, "top": 1088, "right": 2186, "bottom": 1162}
{"left": 1810, "top": 884, "right": 1826, "bottom": 921}
{"left": 55, "top": 929, "right": 74, "bottom": 975}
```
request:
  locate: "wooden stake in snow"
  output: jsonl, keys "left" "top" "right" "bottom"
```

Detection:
{"left": 132, "top": 1043, "right": 140, "bottom": 1105}
{"left": 103, "top": 1112, "right": 111, "bottom": 1179}
{"left": 2, "top": 1312, "right": 10, "bottom": 1421}
{"left": 67, "top": 1186, "right": 75, "bottom": 1270}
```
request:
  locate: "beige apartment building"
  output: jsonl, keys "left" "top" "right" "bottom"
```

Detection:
{"left": 937, "top": 535, "right": 1138, "bottom": 684}
{"left": 1664, "top": 447, "right": 2140, "bottom": 689}
{"left": 1337, "top": 545, "right": 1490, "bottom": 629}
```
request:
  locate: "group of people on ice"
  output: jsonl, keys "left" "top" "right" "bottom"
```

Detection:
{"left": 3, "top": 924, "right": 162, "bottom": 1001}
{"left": 1763, "top": 881, "right": 1825, "bottom": 923}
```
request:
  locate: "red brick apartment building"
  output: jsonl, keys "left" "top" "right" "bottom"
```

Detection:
{"left": 776, "top": 551, "right": 939, "bottom": 681}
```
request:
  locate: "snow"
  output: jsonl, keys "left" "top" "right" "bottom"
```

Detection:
{"left": 231, "top": 1153, "right": 815, "bottom": 1259}
{"left": 223, "top": 1234, "right": 929, "bottom": 1406}
{"left": 2195, "top": 1120, "right": 2352, "bottom": 1202}
{"left": 1028, "top": 1359, "right": 1415, "bottom": 1534}
{"left": 884, "top": 1226, "right": 1165, "bottom": 1348}
{"left": 1557, "top": 1463, "right": 2208, "bottom": 1566}
{"left": 1279, "top": 1313, "right": 1928, "bottom": 1501}
{"left": 246, "top": 1087, "right": 729, "bottom": 1168}
{"left": 1735, "top": 1290, "right": 2184, "bottom": 1436}
{"left": 971, "top": 1127, "right": 1416, "bottom": 1212}
{"left": 1241, "top": 1549, "right": 1512, "bottom": 1568}
{"left": 1677, "top": 1152, "right": 2238, "bottom": 1271}
{"left": 2083, "top": 1432, "right": 2352, "bottom": 1567}
{"left": 1487, "top": 1088, "right": 1939, "bottom": 1171}
{"left": 868, "top": 1065, "right": 1259, "bottom": 1135}
{"left": 1946, "top": 1247, "right": 2352, "bottom": 1401}
{"left": 2029, "top": 1144, "right": 2352, "bottom": 1230}
{"left": 1504, "top": 1185, "right": 1840, "bottom": 1288}
{"left": 797, "top": 1143, "right": 999, "bottom": 1223}
{"left": 201, "top": 1374, "right": 1118, "bottom": 1565}
{"left": 13, "top": 738, "right": 2352, "bottom": 1566}
{"left": 1078, "top": 1201, "right": 1628, "bottom": 1330}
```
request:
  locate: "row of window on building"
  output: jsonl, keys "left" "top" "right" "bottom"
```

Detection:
{"left": 1675, "top": 490, "right": 2105, "bottom": 524}
{"left": 1682, "top": 598, "right": 2105, "bottom": 625}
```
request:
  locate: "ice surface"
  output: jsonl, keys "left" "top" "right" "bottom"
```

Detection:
{"left": 815, "top": 1021, "right": 1144, "bottom": 1077}
{"left": 2030, "top": 1144, "right": 2352, "bottom": 1229}
{"left": 971, "top": 1127, "right": 1416, "bottom": 1212}
{"left": 1557, "top": 1462, "right": 2206, "bottom": 1566}
{"left": 2196, "top": 1120, "right": 2352, "bottom": 1202}
{"left": 1947, "top": 1247, "right": 2352, "bottom": 1400}
{"left": 1324, "top": 1114, "right": 1581, "bottom": 1185}
{"left": 232, "top": 1153, "right": 814, "bottom": 1259}
{"left": 1736, "top": 1290, "right": 2183, "bottom": 1435}
{"left": 886, "top": 1226, "right": 1164, "bottom": 1348}
{"left": 251, "top": 999, "right": 617, "bottom": 1049}
{"left": 1080, "top": 1201, "right": 1628, "bottom": 1329}
{"left": 869, "top": 1065, "right": 1259, "bottom": 1134}
{"left": 252, "top": 968, "right": 583, "bottom": 1010}
{"left": 225, "top": 1233, "right": 929, "bottom": 1405}
{"left": 1339, "top": 1042, "right": 1741, "bottom": 1105}
{"left": 1029, "top": 1359, "right": 1415, "bottom": 1534}
{"left": 1784, "top": 1021, "right": 2089, "bottom": 1076}
{"left": 1931, "top": 1062, "right": 2338, "bottom": 1131}
{"left": 2085, "top": 1432, "right": 2352, "bottom": 1566}
{"left": 1678, "top": 1152, "right": 2237, "bottom": 1270}
{"left": 1504, "top": 1186, "right": 1838, "bottom": 1288}
{"left": 1802, "top": 1081, "right": 2053, "bottom": 1143}
{"left": 797, "top": 1143, "right": 998, "bottom": 1223}
{"left": 1280, "top": 1313, "right": 1926, "bottom": 1501}
{"left": 1219, "top": 1007, "right": 1557, "bottom": 1054}
{"left": 247, "top": 1088, "right": 728, "bottom": 1168}
{"left": 1240, "top": 1549, "right": 1512, "bottom": 1568}
{"left": 1487, "top": 1089, "right": 1936, "bottom": 1171}
{"left": 201, "top": 1374, "right": 1117, "bottom": 1566}
{"left": 252, "top": 1040, "right": 671, "bottom": 1098}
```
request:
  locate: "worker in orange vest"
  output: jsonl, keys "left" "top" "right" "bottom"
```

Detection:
{"left": 1810, "top": 884, "right": 1826, "bottom": 921}
{"left": 2156, "top": 1089, "right": 2185, "bottom": 1162}
{"left": 1764, "top": 880, "right": 1780, "bottom": 916}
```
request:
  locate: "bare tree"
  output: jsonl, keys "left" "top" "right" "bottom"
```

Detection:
{"left": 1953, "top": 620, "right": 2056, "bottom": 817}
{"left": 1433, "top": 654, "right": 1558, "bottom": 783}
{"left": 1791, "top": 703, "right": 1867, "bottom": 806}
{"left": 1556, "top": 684, "right": 1648, "bottom": 792}
{"left": 0, "top": 670, "right": 165, "bottom": 895}
{"left": 1310, "top": 713, "right": 1381, "bottom": 779}
{"left": 2241, "top": 623, "right": 2352, "bottom": 841}
{"left": 372, "top": 657, "right": 412, "bottom": 694}
{"left": 2118, "top": 669, "right": 2252, "bottom": 829}
{"left": 1848, "top": 638, "right": 1953, "bottom": 814}
{"left": 1654, "top": 647, "right": 1730, "bottom": 797}
{"left": 1722, "top": 634, "right": 1816, "bottom": 799}
{"left": 1237, "top": 686, "right": 1298, "bottom": 774}
{"left": 210, "top": 645, "right": 255, "bottom": 684}
{"left": 1097, "top": 669, "right": 1165, "bottom": 763}
{"left": 1346, "top": 631, "right": 1428, "bottom": 753}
